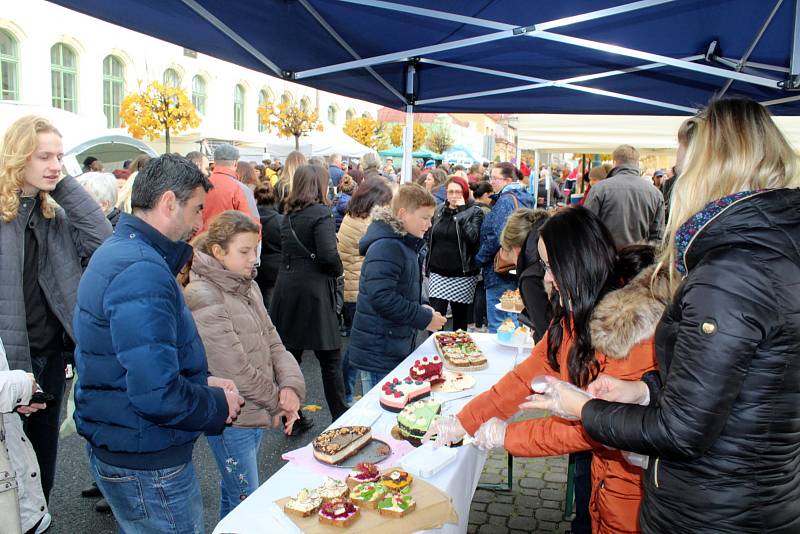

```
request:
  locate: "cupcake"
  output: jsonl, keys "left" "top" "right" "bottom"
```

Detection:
{"left": 497, "top": 319, "right": 515, "bottom": 342}
{"left": 500, "top": 290, "right": 516, "bottom": 310}
{"left": 513, "top": 325, "right": 531, "bottom": 345}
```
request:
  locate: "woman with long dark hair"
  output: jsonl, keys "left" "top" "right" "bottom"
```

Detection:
{"left": 253, "top": 182, "right": 282, "bottom": 311}
{"left": 270, "top": 164, "right": 347, "bottom": 421}
{"left": 426, "top": 207, "right": 670, "bottom": 533}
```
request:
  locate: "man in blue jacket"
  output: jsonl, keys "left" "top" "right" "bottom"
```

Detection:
{"left": 73, "top": 154, "right": 244, "bottom": 533}
{"left": 475, "top": 162, "right": 535, "bottom": 332}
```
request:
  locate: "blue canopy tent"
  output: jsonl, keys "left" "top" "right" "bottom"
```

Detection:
{"left": 48, "top": 0, "right": 800, "bottom": 178}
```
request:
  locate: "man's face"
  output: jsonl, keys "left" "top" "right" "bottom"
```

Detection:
{"left": 170, "top": 187, "right": 206, "bottom": 241}
{"left": 398, "top": 205, "right": 435, "bottom": 238}
{"left": 490, "top": 167, "right": 509, "bottom": 192}
{"left": 23, "top": 132, "right": 64, "bottom": 195}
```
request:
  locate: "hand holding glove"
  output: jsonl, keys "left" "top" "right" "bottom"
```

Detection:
{"left": 472, "top": 417, "right": 507, "bottom": 451}
{"left": 518, "top": 375, "right": 593, "bottom": 420}
{"left": 422, "top": 414, "right": 467, "bottom": 449}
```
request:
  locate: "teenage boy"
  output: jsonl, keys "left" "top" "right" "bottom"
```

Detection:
{"left": 348, "top": 184, "right": 447, "bottom": 390}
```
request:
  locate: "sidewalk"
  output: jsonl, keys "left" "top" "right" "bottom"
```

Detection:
{"left": 468, "top": 450, "right": 572, "bottom": 534}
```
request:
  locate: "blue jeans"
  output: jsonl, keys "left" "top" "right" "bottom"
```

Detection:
{"left": 360, "top": 370, "right": 389, "bottom": 393}
{"left": 89, "top": 450, "right": 204, "bottom": 534}
{"left": 206, "top": 427, "right": 264, "bottom": 520}
{"left": 342, "top": 349, "right": 358, "bottom": 405}
{"left": 485, "top": 279, "right": 518, "bottom": 333}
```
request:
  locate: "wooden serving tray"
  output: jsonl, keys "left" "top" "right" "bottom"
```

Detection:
{"left": 433, "top": 332, "right": 488, "bottom": 373}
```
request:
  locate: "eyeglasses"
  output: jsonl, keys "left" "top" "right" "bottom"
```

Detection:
{"left": 539, "top": 258, "right": 552, "bottom": 273}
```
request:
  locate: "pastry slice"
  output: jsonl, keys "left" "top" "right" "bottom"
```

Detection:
{"left": 316, "top": 477, "right": 349, "bottom": 502}
{"left": 284, "top": 488, "right": 322, "bottom": 518}
{"left": 318, "top": 500, "right": 360, "bottom": 528}
{"left": 346, "top": 462, "right": 381, "bottom": 488}
{"left": 381, "top": 469, "right": 413, "bottom": 491}
{"left": 377, "top": 488, "right": 416, "bottom": 518}
{"left": 312, "top": 426, "right": 372, "bottom": 464}
{"left": 349, "top": 481, "right": 388, "bottom": 509}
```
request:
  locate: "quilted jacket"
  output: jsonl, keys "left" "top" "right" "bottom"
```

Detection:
{"left": 337, "top": 214, "right": 371, "bottom": 304}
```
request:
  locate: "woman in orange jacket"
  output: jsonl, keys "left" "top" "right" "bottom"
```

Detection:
{"left": 426, "top": 207, "right": 670, "bottom": 534}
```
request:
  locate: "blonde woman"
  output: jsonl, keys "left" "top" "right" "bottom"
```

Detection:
{"left": 114, "top": 153, "right": 150, "bottom": 213}
{"left": 275, "top": 151, "right": 306, "bottom": 213}
{"left": 530, "top": 98, "right": 800, "bottom": 533}
{"left": 0, "top": 116, "right": 112, "bottom": 501}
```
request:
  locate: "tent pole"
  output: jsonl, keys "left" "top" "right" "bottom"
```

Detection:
{"left": 534, "top": 150, "right": 540, "bottom": 207}
{"left": 789, "top": 0, "right": 800, "bottom": 89}
{"left": 402, "top": 64, "right": 416, "bottom": 184}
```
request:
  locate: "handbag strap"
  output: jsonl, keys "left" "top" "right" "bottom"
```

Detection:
{"left": 287, "top": 215, "right": 316, "bottom": 261}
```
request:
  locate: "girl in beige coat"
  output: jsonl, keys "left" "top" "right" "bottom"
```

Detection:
{"left": 184, "top": 211, "right": 306, "bottom": 519}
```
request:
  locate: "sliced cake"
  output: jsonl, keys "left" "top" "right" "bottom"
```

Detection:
{"left": 397, "top": 398, "right": 442, "bottom": 446}
{"left": 318, "top": 500, "right": 360, "bottom": 528}
{"left": 410, "top": 355, "right": 444, "bottom": 383}
{"left": 379, "top": 376, "right": 431, "bottom": 412}
{"left": 349, "top": 481, "right": 388, "bottom": 509}
{"left": 312, "top": 426, "right": 372, "bottom": 465}
{"left": 283, "top": 488, "right": 322, "bottom": 518}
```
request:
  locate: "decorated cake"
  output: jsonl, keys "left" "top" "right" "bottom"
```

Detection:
{"left": 379, "top": 376, "right": 431, "bottom": 412}
{"left": 318, "top": 500, "right": 360, "bottom": 528}
{"left": 433, "top": 370, "right": 477, "bottom": 393}
{"left": 377, "top": 488, "right": 416, "bottom": 518}
{"left": 346, "top": 462, "right": 381, "bottom": 489}
{"left": 312, "top": 426, "right": 372, "bottom": 464}
{"left": 381, "top": 469, "right": 413, "bottom": 491}
{"left": 397, "top": 398, "right": 442, "bottom": 446}
{"left": 349, "top": 481, "right": 389, "bottom": 509}
{"left": 434, "top": 330, "right": 488, "bottom": 371}
{"left": 500, "top": 289, "right": 524, "bottom": 311}
{"left": 284, "top": 488, "right": 323, "bottom": 517}
{"left": 497, "top": 319, "right": 516, "bottom": 342}
{"left": 316, "top": 477, "right": 349, "bottom": 502}
{"left": 410, "top": 355, "right": 444, "bottom": 383}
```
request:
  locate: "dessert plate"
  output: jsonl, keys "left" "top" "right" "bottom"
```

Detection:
{"left": 495, "top": 335, "right": 534, "bottom": 349}
{"left": 494, "top": 302, "right": 522, "bottom": 314}
{"left": 315, "top": 438, "right": 392, "bottom": 468}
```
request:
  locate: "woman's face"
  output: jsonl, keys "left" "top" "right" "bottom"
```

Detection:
{"left": 446, "top": 183, "right": 465, "bottom": 206}
{"left": 23, "top": 132, "right": 63, "bottom": 196}
{"left": 537, "top": 238, "right": 557, "bottom": 292}
{"left": 424, "top": 174, "right": 435, "bottom": 191}
{"left": 213, "top": 232, "right": 259, "bottom": 277}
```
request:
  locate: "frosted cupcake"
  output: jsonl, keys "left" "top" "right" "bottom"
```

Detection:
{"left": 497, "top": 319, "right": 515, "bottom": 342}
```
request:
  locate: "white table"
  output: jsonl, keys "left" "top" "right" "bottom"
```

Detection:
{"left": 213, "top": 333, "right": 522, "bottom": 534}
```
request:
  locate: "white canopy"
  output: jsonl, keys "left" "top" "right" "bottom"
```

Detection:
{"left": 515, "top": 114, "right": 800, "bottom": 152}
{"left": 265, "top": 128, "right": 372, "bottom": 159}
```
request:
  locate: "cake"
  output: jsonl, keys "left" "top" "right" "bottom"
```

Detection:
{"left": 312, "top": 426, "right": 372, "bottom": 464}
{"left": 316, "top": 477, "right": 349, "bottom": 502}
{"left": 410, "top": 355, "right": 444, "bottom": 383}
{"left": 397, "top": 398, "right": 442, "bottom": 446}
{"left": 346, "top": 462, "right": 381, "bottom": 489}
{"left": 500, "top": 289, "right": 524, "bottom": 311}
{"left": 381, "top": 469, "right": 413, "bottom": 491}
{"left": 497, "top": 319, "right": 515, "bottom": 342}
{"left": 284, "top": 488, "right": 322, "bottom": 518}
{"left": 435, "top": 330, "right": 488, "bottom": 371}
{"left": 318, "top": 500, "right": 360, "bottom": 528}
{"left": 433, "top": 370, "right": 477, "bottom": 393}
{"left": 349, "top": 481, "right": 388, "bottom": 509}
{"left": 379, "top": 376, "right": 431, "bottom": 412}
{"left": 377, "top": 488, "right": 416, "bottom": 518}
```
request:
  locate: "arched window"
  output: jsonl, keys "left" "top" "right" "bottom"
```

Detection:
{"left": 327, "top": 104, "right": 338, "bottom": 124}
{"left": 258, "top": 88, "right": 273, "bottom": 132}
{"left": 51, "top": 43, "right": 77, "bottom": 112}
{"left": 192, "top": 75, "right": 206, "bottom": 115}
{"left": 300, "top": 97, "right": 311, "bottom": 113}
{"left": 163, "top": 68, "right": 180, "bottom": 88}
{"left": 280, "top": 92, "right": 292, "bottom": 106}
{"left": 345, "top": 108, "right": 355, "bottom": 122}
{"left": 361, "top": 111, "right": 372, "bottom": 119}
{"left": 233, "top": 84, "right": 245, "bottom": 131}
{"left": 102, "top": 55, "right": 125, "bottom": 128}
{"left": 0, "top": 30, "right": 19, "bottom": 100}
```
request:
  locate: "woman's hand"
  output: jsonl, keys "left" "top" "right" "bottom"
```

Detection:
{"left": 518, "top": 375, "right": 592, "bottom": 419}
{"left": 472, "top": 417, "right": 507, "bottom": 450}
{"left": 587, "top": 374, "right": 649, "bottom": 405}
{"left": 423, "top": 414, "right": 467, "bottom": 449}
{"left": 279, "top": 387, "right": 301, "bottom": 414}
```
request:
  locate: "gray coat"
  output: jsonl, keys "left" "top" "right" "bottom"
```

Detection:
{"left": 0, "top": 175, "right": 112, "bottom": 371}
{"left": 583, "top": 164, "right": 665, "bottom": 248}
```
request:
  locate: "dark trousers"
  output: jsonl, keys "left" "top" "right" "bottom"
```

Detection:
{"left": 288, "top": 348, "right": 348, "bottom": 421}
{"left": 24, "top": 353, "right": 66, "bottom": 503}
{"left": 258, "top": 281, "right": 275, "bottom": 313}
{"left": 429, "top": 297, "right": 471, "bottom": 332}
{"left": 473, "top": 280, "right": 487, "bottom": 328}
{"left": 341, "top": 302, "right": 356, "bottom": 334}
{"left": 570, "top": 451, "right": 593, "bottom": 534}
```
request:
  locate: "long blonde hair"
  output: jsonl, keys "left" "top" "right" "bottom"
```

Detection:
{"left": 658, "top": 98, "right": 800, "bottom": 289}
{"left": 0, "top": 116, "right": 62, "bottom": 222}
{"left": 279, "top": 151, "right": 307, "bottom": 193}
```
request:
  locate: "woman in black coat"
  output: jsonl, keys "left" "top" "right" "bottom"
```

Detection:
{"left": 525, "top": 98, "right": 800, "bottom": 533}
{"left": 253, "top": 183, "right": 282, "bottom": 311}
{"left": 427, "top": 176, "right": 484, "bottom": 331}
{"left": 270, "top": 164, "right": 347, "bottom": 420}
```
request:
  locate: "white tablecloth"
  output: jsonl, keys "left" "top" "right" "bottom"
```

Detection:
{"left": 212, "top": 333, "right": 523, "bottom": 534}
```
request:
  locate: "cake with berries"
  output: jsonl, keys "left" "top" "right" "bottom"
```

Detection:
{"left": 346, "top": 462, "right": 381, "bottom": 489}
{"left": 312, "top": 426, "right": 372, "bottom": 465}
{"left": 397, "top": 398, "right": 442, "bottom": 446}
{"left": 318, "top": 500, "right": 360, "bottom": 528}
{"left": 377, "top": 488, "right": 416, "bottom": 518}
{"left": 434, "top": 330, "right": 488, "bottom": 371}
{"left": 410, "top": 355, "right": 444, "bottom": 383}
{"left": 349, "top": 481, "right": 388, "bottom": 509}
{"left": 379, "top": 376, "right": 431, "bottom": 412}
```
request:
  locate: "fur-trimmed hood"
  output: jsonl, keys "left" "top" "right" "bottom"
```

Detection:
{"left": 370, "top": 206, "right": 406, "bottom": 235}
{"left": 359, "top": 205, "right": 426, "bottom": 256}
{"left": 590, "top": 264, "right": 672, "bottom": 359}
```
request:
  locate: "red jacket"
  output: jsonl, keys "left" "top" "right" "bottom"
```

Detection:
{"left": 458, "top": 266, "right": 670, "bottom": 534}
{"left": 201, "top": 166, "right": 253, "bottom": 232}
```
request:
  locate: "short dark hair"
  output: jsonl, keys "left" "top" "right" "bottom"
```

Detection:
{"left": 471, "top": 181, "right": 493, "bottom": 198}
{"left": 347, "top": 177, "right": 393, "bottom": 218}
{"left": 494, "top": 162, "right": 518, "bottom": 181}
{"left": 185, "top": 151, "right": 205, "bottom": 165}
{"left": 131, "top": 154, "right": 213, "bottom": 212}
{"left": 254, "top": 182, "right": 276, "bottom": 206}
{"left": 286, "top": 164, "right": 331, "bottom": 213}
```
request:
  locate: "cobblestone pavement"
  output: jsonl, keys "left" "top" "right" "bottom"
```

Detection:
{"left": 468, "top": 449, "right": 573, "bottom": 534}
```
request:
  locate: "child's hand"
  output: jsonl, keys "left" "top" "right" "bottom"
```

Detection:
{"left": 426, "top": 311, "right": 447, "bottom": 332}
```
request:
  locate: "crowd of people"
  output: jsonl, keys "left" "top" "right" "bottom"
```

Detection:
{"left": 0, "top": 96, "right": 798, "bottom": 534}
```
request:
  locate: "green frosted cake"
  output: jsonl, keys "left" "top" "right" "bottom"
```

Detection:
{"left": 397, "top": 398, "right": 442, "bottom": 445}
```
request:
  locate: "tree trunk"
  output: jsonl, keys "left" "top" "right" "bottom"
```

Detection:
{"left": 165, "top": 127, "right": 171, "bottom": 153}
{"left": 294, "top": 134, "right": 300, "bottom": 151}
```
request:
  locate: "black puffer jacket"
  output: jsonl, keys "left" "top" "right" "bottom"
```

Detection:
{"left": 582, "top": 188, "right": 800, "bottom": 533}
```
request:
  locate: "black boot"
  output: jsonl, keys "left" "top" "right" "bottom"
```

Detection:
{"left": 81, "top": 482, "right": 101, "bottom": 498}
{"left": 95, "top": 498, "right": 112, "bottom": 513}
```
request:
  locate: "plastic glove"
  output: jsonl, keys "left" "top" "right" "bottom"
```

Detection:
{"left": 622, "top": 451, "right": 650, "bottom": 469}
{"left": 422, "top": 414, "right": 467, "bottom": 449}
{"left": 472, "top": 417, "right": 507, "bottom": 451}
{"left": 518, "top": 375, "right": 593, "bottom": 420}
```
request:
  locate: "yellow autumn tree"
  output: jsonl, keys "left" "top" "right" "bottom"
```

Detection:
{"left": 343, "top": 117, "right": 388, "bottom": 150}
{"left": 390, "top": 122, "right": 426, "bottom": 151}
{"left": 258, "top": 100, "right": 323, "bottom": 150}
{"left": 119, "top": 81, "right": 200, "bottom": 153}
